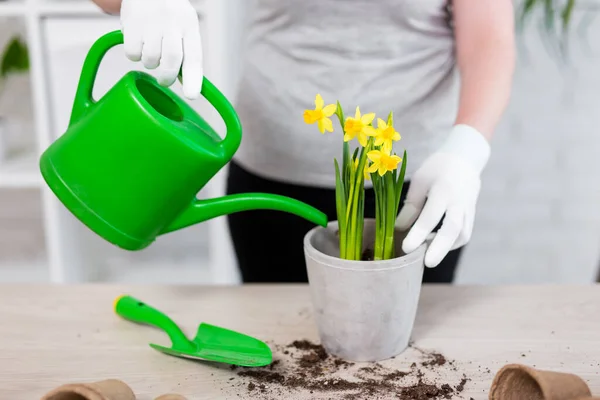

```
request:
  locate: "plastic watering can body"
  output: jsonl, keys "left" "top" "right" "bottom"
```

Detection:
{"left": 39, "top": 30, "right": 327, "bottom": 251}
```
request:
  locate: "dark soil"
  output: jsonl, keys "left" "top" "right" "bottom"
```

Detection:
{"left": 230, "top": 340, "right": 471, "bottom": 399}
{"left": 456, "top": 377, "right": 468, "bottom": 392}
{"left": 421, "top": 352, "right": 447, "bottom": 368}
{"left": 401, "top": 381, "right": 454, "bottom": 400}
{"left": 361, "top": 248, "right": 374, "bottom": 261}
{"left": 383, "top": 370, "right": 410, "bottom": 381}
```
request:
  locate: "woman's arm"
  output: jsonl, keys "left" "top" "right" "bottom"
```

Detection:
{"left": 90, "top": 0, "right": 122, "bottom": 14}
{"left": 453, "top": 0, "right": 516, "bottom": 141}
{"left": 397, "top": 0, "right": 516, "bottom": 266}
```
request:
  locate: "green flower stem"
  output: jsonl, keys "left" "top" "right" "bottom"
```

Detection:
{"left": 336, "top": 106, "right": 367, "bottom": 260}
{"left": 345, "top": 145, "right": 369, "bottom": 260}
{"left": 356, "top": 182, "right": 365, "bottom": 260}
{"left": 345, "top": 166, "right": 356, "bottom": 226}
{"left": 371, "top": 150, "right": 407, "bottom": 261}
{"left": 373, "top": 173, "right": 383, "bottom": 260}
{"left": 346, "top": 176, "right": 356, "bottom": 259}
{"left": 344, "top": 157, "right": 357, "bottom": 259}
{"left": 334, "top": 159, "right": 347, "bottom": 258}
{"left": 334, "top": 102, "right": 351, "bottom": 259}
{"left": 383, "top": 172, "right": 396, "bottom": 259}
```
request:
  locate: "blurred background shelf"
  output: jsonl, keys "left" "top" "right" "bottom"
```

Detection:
{"left": 0, "top": 2, "right": 25, "bottom": 17}
{"left": 0, "top": 186, "right": 47, "bottom": 282}
{"left": 0, "top": 152, "right": 41, "bottom": 188}
{"left": 0, "top": 0, "right": 240, "bottom": 284}
{"left": 0, "top": 0, "right": 206, "bottom": 16}
{"left": 37, "top": 1, "right": 111, "bottom": 16}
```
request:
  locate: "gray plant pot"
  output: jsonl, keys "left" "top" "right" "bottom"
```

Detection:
{"left": 303, "top": 218, "right": 427, "bottom": 362}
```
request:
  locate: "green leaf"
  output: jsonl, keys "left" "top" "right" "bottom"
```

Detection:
{"left": 373, "top": 172, "right": 384, "bottom": 260}
{"left": 337, "top": 102, "right": 352, "bottom": 202}
{"left": 395, "top": 150, "right": 407, "bottom": 216}
{"left": 522, "top": 0, "right": 539, "bottom": 20}
{"left": 335, "top": 100, "right": 345, "bottom": 129}
{"left": 387, "top": 111, "right": 393, "bottom": 127}
{"left": 517, "top": 0, "right": 549, "bottom": 33}
{"left": 543, "top": 0, "right": 555, "bottom": 32}
{"left": 334, "top": 158, "right": 347, "bottom": 220}
{"left": 334, "top": 158, "right": 347, "bottom": 258}
{"left": 518, "top": 0, "right": 541, "bottom": 28}
{"left": 561, "top": 0, "right": 575, "bottom": 31}
{"left": 383, "top": 171, "right": 397, "bottom": 260}
{"left": 346, "top": 145, "right": 369, "bottom": 259}
{"left": 342, "top": 141, "right": 350, "bottom": 199}
{"left": 356, "top": 184, "right": 365, "bottom": 260}
{"left": 0, "top": 36, "right": 29, "bottom": 80}
{"left": 343, "top": 141, "right": 350, "bottom": 166}
{"left": 345, "top": 155, "right": 357, "bottom": 237}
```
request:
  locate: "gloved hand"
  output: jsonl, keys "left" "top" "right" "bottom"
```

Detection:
{"left": 120, "top": 0, "right": 203, "bottom": 99}
{"left": 396, "top": 124, "right": 491, "bottom": 268}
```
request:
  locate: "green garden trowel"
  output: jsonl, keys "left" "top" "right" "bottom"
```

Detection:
{"left": 114, "top": 295, "right": 272, "bottom": 367}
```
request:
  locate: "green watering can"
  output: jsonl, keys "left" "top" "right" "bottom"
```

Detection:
{"left": 39, "top": 30, "right": 327, "bottom": 251}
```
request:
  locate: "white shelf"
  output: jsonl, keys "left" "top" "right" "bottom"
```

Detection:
{"left": 0, "top": 0, "right": 206, "bottom": 16}
{"left": 0, "top": 0, "right": 241, "bottom": 285}
{"left": 0, "top": 2, "right": 25, "bottom": 17}
{"left": 0, "top": 152, "right": 41, "bottom": 188}
{"left": 37, "top": 1, "right": 112, "bottom": 16}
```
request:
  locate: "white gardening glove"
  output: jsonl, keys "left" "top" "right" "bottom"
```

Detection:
{"left": 396, "top": 124, "right": 491, "bottom": 268}
{"left": 120, "top": 0, "right": 203, "bottom": 99}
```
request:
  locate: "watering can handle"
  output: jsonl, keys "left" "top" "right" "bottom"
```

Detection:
{"left": 69, "top": 30, "right": 122, "bottom": 126}
{"left": 70, "top": 30, "right": 242, "bottom": 158}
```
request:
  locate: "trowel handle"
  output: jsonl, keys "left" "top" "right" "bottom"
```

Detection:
{"left": 114, "top": 295, "right": 192, "bottom": 350}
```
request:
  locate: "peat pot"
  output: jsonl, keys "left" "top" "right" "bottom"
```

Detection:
{"left": 303, "top": 218, "right": 427, "bottom": 362}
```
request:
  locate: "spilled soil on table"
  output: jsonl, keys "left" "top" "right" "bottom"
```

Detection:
{"left": 227, "top": 340, "right": 470, "bottom": 399}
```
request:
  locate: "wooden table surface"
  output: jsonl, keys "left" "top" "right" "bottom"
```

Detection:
{"left": 1, "top": 284, "right": 600, "bottom": 399}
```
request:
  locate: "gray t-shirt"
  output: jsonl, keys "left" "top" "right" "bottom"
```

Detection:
{"left": 233, "top": 0, "right": 458, "bottom": 188}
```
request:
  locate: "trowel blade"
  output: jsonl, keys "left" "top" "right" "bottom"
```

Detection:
{"left": 191, "top": 322, "right": 272, "bottom": 367}
{"left": 149, "top": 342, "right": 271, "bottom": 367}
{"left": 147, "top": 323, "right": 272, "bottom": 367}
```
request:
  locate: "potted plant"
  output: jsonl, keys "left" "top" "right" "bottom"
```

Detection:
{"left": 302, "top": 94, "right": 429, "bottom": 362}
{"left": 0, "top": 34, "right": 29, "bottom": 162}
{"left": 516, "top": 0, "right": 579, "bottom": 60}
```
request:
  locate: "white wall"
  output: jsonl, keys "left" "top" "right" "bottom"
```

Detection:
{"left": 457, "top": 5, "right": 600, "bottom": 283}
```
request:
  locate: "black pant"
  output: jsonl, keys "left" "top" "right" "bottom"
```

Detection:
{"left": 225, "top": 160, "right": 463, "bottom": 283}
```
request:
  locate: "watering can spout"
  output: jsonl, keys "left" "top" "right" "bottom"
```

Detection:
{"left": 161, "top": 193, "right": 328, "bottom": 235}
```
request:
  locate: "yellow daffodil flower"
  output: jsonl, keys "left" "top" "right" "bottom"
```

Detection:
{"left": 303, "top": 94, "right": 337, "bottom": 134}
{"left": 372, "top": 118, "right": 401, "bottom": 153}
{"left": 343, "top": 107, "right": 376, "bottom": 147}
{"left": 367, "top": 149, "right": 402, "bottom": 176}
